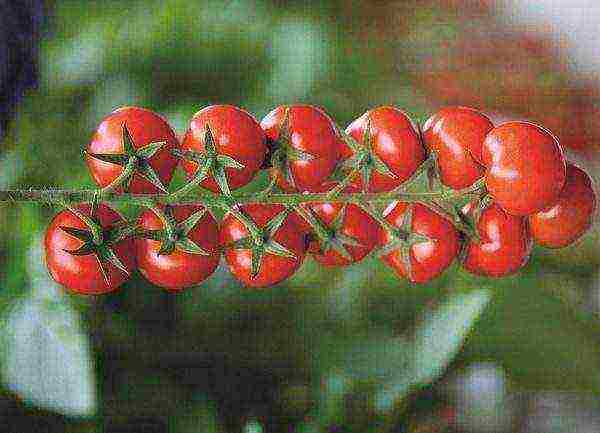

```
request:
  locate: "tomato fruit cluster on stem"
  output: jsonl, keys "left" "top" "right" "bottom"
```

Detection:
{"left": 44, "top": 104, "right": 597, "bottom": 294}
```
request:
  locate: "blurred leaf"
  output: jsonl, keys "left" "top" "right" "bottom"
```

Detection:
{"left": 374, "top": 289, "right": 491, "bottom": 413}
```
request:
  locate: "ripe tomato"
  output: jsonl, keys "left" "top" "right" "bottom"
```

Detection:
{"left": 136, "top": 205, "right": 220, "bottom": 290}
{"left": 343, "top": 106, "right": 426, "bottom": 192}
{"left": 461, "top": 201, "right": 532, "bottom": 277}
{"left": 378, "top": 202, "right": 460, "bottom": 283}
{"left": 260, "top": 105, "right": 340, "bottom": 192}
{"left": 85, "top": 106, "right": 179, "bottom": 193}
{"left": 423, "top": 106, "right": 493, "bottom": 189}
{"left": 220, "top": 204, "right": 306, "bottom": 287}
{"left": 180, "top": 105, "right": 267, "bottom": 193}
{"left": 529, "top": 163, "right": 597, "bottom": 248}
{"left": 482, "top": 121, "right": 566, "bottom": 215}
{"left": 45, "top": 203, "right": 135, "bottom": 295}
{"left": 304, "top": 183, "right": 379, "bottom": 266}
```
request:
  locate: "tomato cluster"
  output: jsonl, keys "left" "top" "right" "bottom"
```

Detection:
{"left": 44, "top": 105, "right": 596, "bottom": 294}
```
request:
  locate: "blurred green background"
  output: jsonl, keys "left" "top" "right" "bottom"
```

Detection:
{"left": 0, "top": 1, "right": 599, "bottom": 432}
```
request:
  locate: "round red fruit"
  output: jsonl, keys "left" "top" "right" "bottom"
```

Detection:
{"left": 136, "top": 205, "right": 221, "bottom": 290}
{"left": 86, "top": 106, "right": 179, "bottom": 193}
{"left": 220, "top": 204, "right": 306, "bottom": 288}
{"left": 344, "top": 106, "right": 426, "bottom": 192}
{"left": 462, "top": 201, "right": 532, "bottom": 277}
{"left": 379, "top": 202, "right": 460, "bottom": 283}
{"left": 180, "top": 105, "right": 267, "bottom": 193}
{"left": 45, "top": 203, "right": 135, "bottom": 295}
{"left": 482, "top": 121, "right": 566, "bottom": 215}
{"left": 529, "top": 163, "right": 596, "bottom": 248}
{"left": 423, "top": 106, "right": 493, "bottom": 189}
{"left": 260, "top": 105, "right": 340, "bottom": 192}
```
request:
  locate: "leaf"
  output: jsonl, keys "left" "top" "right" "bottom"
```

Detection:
{"left": 136, "top": 140, "right": 166, "bottom": 159}
{"left": 175, "top": 238, "right": 210, "bottom": 256}
{"left": 373, "top": 290, "right": 492, "bottom": 413}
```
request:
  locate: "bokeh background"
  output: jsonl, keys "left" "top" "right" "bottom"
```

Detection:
{"left": 0, "top": 1, "right": 599, "bottom": 432}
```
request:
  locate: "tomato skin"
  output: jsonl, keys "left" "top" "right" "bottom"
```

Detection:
{"left": 423, "top": 106, "right": 493, "bottom": 189}
{"left": 86, "top": 106, "right": 179, "bottom": 193}
{"left": 462, "top": 202, "right": 533, "bottom": 277}
{"left": 180, "top": 105, "right": 267, "bottom": 192}
{"left": 136, "top": 205, "right": 220, "bottom": 290}
{"left": 482, "top": 121, "right": 566, "bottom": 215}
{"left": 44, "top": 204, "right": 135, "bottom": 295}
{"left": 379, "top": 202, "right": 461, "bottom": 284}
{"left": 529, "top": 163, "right": 597, "bottom": 248}
{"left": 260, "top": 105, "right": 340, "bottom": 192}
{"left": 220, "top": 204, "right": 306, "bottom": 288}
{"left": 344, "top": 106, "right": 426, "bottom": 192}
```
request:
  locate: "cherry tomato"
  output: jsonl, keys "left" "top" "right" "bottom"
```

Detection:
{"left": 220, "top": 204, "right": 306, "bottom": 287}
{"left": 423, "top": 106, "right": 493, "bottom": 189}
{"left": 180, "top": 105, "right": 267, "bottom": 193}
{"left": 343, "top": 106, "right": 426, "bottom": 192}
{"left": 529, "top": 163, "right": 597, "bottom": 248}
{"left": 462, "top": 201, "right": 532, "bottom": 277}
{"left": 260, "top": 105, "right": 340, "bottom": 192}
{"left": 136, "top": 205, "right": 221, "bottom": 290}
{"left": 86, "top": 106, "right": 179, "bottom": 193}
{"left": 45, "top": 203, "right": 135, "bottom": 295}
{"left": 482, "top": 121, "right": 566, "bottom": 215}
{"left": 379, "top": 202, "right": 460, "bottom": 283}
{"left": 303, "top": 183, "right": 379, "bottom": 266}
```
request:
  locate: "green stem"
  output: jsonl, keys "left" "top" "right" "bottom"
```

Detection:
{"left": 101, "top": 157, "right": 137, "bottom": 193}
{"left": 167, "top": 157, "right": 213, "bottom": 202}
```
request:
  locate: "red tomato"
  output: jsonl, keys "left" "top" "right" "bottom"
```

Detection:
{"left": 529, "top": 163, "right": 597, "bottom": 248}
{"left": 379, "top": 202, "right": 460, "bottom": 283}
{"left": 136, "top": 205, "right": 221, "bottom": 290}
{"left": 260, "top": 105, "right": 340, "bottom": 192}
{"left": 220, "top": 204, "right": 306, "bottom": 288}
{"left": 423, "top": 106, "right": 493, "bottom": 189}
{"left": 462, "top": 201, "right": 532, "bottom": 277}
{"left": 85, "top": 106, "right": 179, "bottom": 193}
{"left": 45, "top": 203, "right": 135, "bottom": 295}
{"left": 343, "top": 106, "right": 426, "bottom": 192}
{"left": 305, "top": 182, "right": 379, "bottom": 266}
{"left": 482, "top": 121, "right": 566, "bottom": 215}
{"left": 180, "top": 105, "right": 267, "bottom": 193}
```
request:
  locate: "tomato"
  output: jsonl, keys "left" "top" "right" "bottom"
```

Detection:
{"left": 461, "top": 201, "right": 532, "bottom": 277}
{"left": 423, "top": 106, "right": 493, "bottom": 189}
{"left": 180, "top": 105, "right": 267, "bottom": 193}
{"left": 378, "top": 202, "right": 460, "bottom": 283}
{"left": 482, "top": 121, "right": 566, "bottom": 215}
{"left": 303, "top": 183, "right": 379, "bottom": 266}
{"left": 85, "top": 106, "right": 179, "bottom": 193}
{"left": 45, "top": 203, "right": 135, "bottom": 295}
{"left": 260, "top": 105, "right": 340, "bottom": 192}
{"left": 136, "top": 205, "right": 220, "bottom": 290}
{"left": 343, "top": 106, "right": 426, "bottom": 192}
{"left": 529, "top": 163, "right": 596, "bottom": 248}
{"left": 220, "top": 204, "right": 306, "bottom": 287}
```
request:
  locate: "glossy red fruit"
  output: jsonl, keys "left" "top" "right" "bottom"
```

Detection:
{"left": 423, "top": 106, "right": 493, "bottom": 189}
{"left": 462, "top": 202, "right": 532, "bottom": 277}
{"left": 180, "top": 105, "right": 267, "bottom": 193}
{"left": 86, "top": 106, "right": 179, "bottom": 193}
{"left": 260, "top": 105, "right": 340, "bottom": 192}
{"left": 482, "top": 121, "right": 566, "bottom": 215}
{"left": 343, "top": 106, "right": 426, "bottom": 192}
{"left": 379, "top": 202, "right": 461, "bottom": 283}
{"left": 45, "top": 204, "right": 135, "bottom": 295}
{"left": 304, "top": 183, "right": 379, "bottom": 266}
{"left": 136, "top": 205, "right": 221, "bottom": 290}
{"left": 529, "top": 163, "right": 596, "bottom": 248}
{"left": 220, "top": 204, "right": 306, "bottom": 288}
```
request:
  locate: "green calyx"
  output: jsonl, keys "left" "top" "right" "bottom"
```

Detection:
{"left": 139, "top": 205, "right": 211, "bottom": 256}
{"left": 268, "top": 107, "right": 316, "bottom": 189}
{"left": 225, "top": 206, "right": 297, "bottom": 278}
{"left": 86, "top": 123, "right": 169, "bottom": 193}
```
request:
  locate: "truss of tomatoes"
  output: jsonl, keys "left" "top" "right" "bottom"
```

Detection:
{"left": 44, "top": 105, "right": 597, "bottom": 295}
